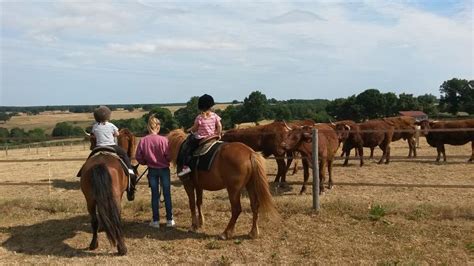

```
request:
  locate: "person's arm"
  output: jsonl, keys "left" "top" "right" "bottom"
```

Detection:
{"left": 215, "top": 114, "right": 222, "bottom": 136}
{"left": 111, "top": 123, "right": 120, "bottom": 137}
{"left": 187, "top": 116, "right": 199, "bottom": 133}
{"left": 216, "top": 120, "right": 222, "bottom": 136}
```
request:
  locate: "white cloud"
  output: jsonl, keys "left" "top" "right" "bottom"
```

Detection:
{"left": 107, "top": 39, "right": 243, "bottom": 54}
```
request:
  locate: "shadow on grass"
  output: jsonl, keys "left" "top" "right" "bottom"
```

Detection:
{"left": 0, "top": 215, "right": 211, "bottom": 257}
{"left": 0, "top": 215, "right": 97, "bottom": 257}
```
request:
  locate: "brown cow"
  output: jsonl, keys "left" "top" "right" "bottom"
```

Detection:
{"left": 221, "top": 120, "right": 313, "bottom": 185}
{"left": 418, "top": 119, "right": 474, "bottom": 162}
{"left": 336, "top": 120, "right": 394, "bottom": 166}
{"left": 367, "top": 116, "right": 417, "bottom": 158}
{"left": 281, "top": 124, "right": 339, "bottom": 194}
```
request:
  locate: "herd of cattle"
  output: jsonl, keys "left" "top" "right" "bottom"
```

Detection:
{"left": 221, "top": 117, "right": 474, "bottom": 194}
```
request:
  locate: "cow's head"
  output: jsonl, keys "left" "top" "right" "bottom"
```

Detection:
{"left": 417, "top": 120, "right": 432, "bottom": 135}
{"left": 281, "top": 125, "right": 313, "bottom": 151}
{"left": 335, "top": 123, "right": 351, "bottom": 143}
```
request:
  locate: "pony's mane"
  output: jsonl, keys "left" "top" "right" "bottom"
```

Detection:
{"left": 167, "top": 128, "right": 187, "bottom": 165}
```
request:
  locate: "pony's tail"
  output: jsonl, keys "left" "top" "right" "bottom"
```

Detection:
{"left": 251, "top": 153, "right": 279, "bottom": 220}
{"left": 91, "top": 164, "right": 123, "bottom": 247}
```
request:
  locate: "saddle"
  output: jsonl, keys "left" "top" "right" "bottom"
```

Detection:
{"left": 76, "top": 147, "right": 132, "bottom": 189}
{"left": 178, "top": 136, "right": 224, "bottom": 172}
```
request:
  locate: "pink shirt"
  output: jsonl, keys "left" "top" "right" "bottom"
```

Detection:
{"left": 195, "top": 112, "right": 221, "bottom": 139}
{"left": 135, "top": 134, "right": 170, "bottom": 169}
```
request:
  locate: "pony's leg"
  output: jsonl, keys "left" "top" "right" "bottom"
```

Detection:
{"left": 87, "top": 201, "right": 99, "bottom": 250}
{"left": 183, "top": 182, "right": 198, "bottom": 232}
{"left": 196, "top": 188, "right": 204, "bottom": 228}
{"left": 114, "top": 198, "right": 127, "bottom": 256}
{"left": 220, "top": 188, "right": 242, "bottom": 240}
{"left": 246, "top": 182, "right": 259, "bottom": 239}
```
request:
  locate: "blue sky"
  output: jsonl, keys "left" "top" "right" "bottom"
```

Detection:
{"left": 1, "top": 0, "right": 472, "bottom": 106}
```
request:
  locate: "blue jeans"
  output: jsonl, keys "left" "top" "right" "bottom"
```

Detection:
{"left": 148, "top": 168, "right": 173, "bottom": 222}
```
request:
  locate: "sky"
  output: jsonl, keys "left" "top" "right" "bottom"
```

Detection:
{"left": 0, "top": 0, "right": 473, "bottom": 106}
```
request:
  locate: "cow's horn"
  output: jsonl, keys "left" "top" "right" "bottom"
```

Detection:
{"left": 329, "top": 119, "right": 336, "bottom": 126}
{"left": 283, "top": 121, "right": 292, "bottom": 131}
{"left": 83, "top": 129, "right": 91, "bottom": 136}
{"left": 344, "top": 124, "right": 351, "bottom": 130}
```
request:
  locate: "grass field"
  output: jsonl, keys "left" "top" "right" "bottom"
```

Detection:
{"left": 0, "top": 137, "right": 472, "bottom": 264}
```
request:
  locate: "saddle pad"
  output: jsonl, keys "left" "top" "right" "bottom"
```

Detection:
{"left": 194, "top": 142, "right": 224, "bottom": 171}
{"left": 77, "top": 151, "right": 131, "bottom": 189}
{"left": 193, "top": 139, "right": 221, "bottom": 156}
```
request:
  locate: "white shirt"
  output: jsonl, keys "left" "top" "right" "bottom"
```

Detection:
{"left": 92, "top": 122, "right": 118, "bottom": 146}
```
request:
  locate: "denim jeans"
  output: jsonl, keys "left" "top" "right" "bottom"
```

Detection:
{"left": 148, "top": 167, "right": 173, "bottom": 222}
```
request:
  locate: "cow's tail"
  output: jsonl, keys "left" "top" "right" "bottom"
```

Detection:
{"left": 250, "top": 153, "right": 279, "bottom": 219}
{"left": 91, "top": 164, "right": 123, "bottom": 247}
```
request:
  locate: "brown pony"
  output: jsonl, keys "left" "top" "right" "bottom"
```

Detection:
{"left": 80, "top": 153, "right": 129, "bottom": 255}
{"left": 117, "top": 128, "right": 137, "bottom": 160}
{"left": 168, "top": 129, "right": 278, "bottom": 240}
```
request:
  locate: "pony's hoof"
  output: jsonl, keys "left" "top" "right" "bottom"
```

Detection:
{"left": 248, "top": 230, "right": 259, "bottom": 239}
{"left": 117, "top": 246, "right": 127, "bottom": 256}
{"left": 89, "top": 242, "right": 98, "bottom": 250}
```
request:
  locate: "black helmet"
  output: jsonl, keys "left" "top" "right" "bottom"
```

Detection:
{"left": 198, "top": 94, "right": 215, "bottom": 111}
{"left": 93, "top": 105, "right": 111, "bottom": 122}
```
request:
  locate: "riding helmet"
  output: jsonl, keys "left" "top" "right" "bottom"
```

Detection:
{"left": 198, "top": 94, "right": 215, "bottom": 111}
{"left": 93, "top": 105, "right": 112, "bottom": 122}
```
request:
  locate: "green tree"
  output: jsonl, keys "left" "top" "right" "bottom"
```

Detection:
{"left": 28, "top": 128, "right": 47, "bottom": 142}
{"left": 439, "top": 78, "right": 471, "bottom": 114}
{"left": 0, "top": 112, "right": 11, "bottom": 122}
{"left": 9, "top": 127, "right": 27, "bottom": 143}
{"left": 270, "top": 104, "right": 292, "bottom": 121}
{"left": 174, "top": 96, "right": 200, "bottom": 128}
{"left": 383, "top": 92, "right": 399, "bottom": 117}
{"left": 0, "top": 127, "right": 9, "bottom": 144}
{"left": 52, "top": 122, "right": 83, "bottom": 137}
{"left": 417, "top": 94, "right": 439, "bottom": 115}
{"left": 239, "top": 91, "right": 269, "bottom": 123}
{"left": 145, "top": 107, "right": 178, "bottom": 134}
{"left": 355, "top": 89, "right": 385, "bottom": 119}
{"left": 397, "top": 93, "right": 420, "bottom": 111}
{"left": 326, "top": 96, "right": 364, "bottom": 121}
{"left": 219, "top": 105, "right": 242, "bottom": 129}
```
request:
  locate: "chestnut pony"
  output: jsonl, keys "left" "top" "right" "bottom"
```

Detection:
{"left": 116, "top": 128, "right": 137, "bottom": 160}
{"left": 80, "top": 153, "right": 129, "bottom": 255}
{"left": 80, "top": 128, "right": 136, "bottom": 255}
{"left": 167, "top": 129, "right": 278, "bottom": 240}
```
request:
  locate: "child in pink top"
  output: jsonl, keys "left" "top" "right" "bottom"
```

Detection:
{"left": 136, "top": 115, "right": 175, "bottom": 228}
{"left": 177, "top": 94, "right": 222, "bottom": 177}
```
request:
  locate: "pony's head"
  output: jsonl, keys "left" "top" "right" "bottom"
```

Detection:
{"left": 167, "top": 128, "right": 187, "bottom": 165}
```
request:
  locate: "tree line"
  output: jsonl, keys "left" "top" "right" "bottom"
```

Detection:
{"left": 1, "top": 77, "right": 472, "bottom": 143}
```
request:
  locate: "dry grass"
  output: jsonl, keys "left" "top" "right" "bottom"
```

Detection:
{"left": 0, "top": 138, "right": 473, "bottom": 264}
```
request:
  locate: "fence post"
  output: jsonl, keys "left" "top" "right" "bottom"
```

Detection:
{"left": 312, "top": 128, "right": 320, "bottom": 211}
{"left": 5, "top": 145, "right": 8, "bottom": 157}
